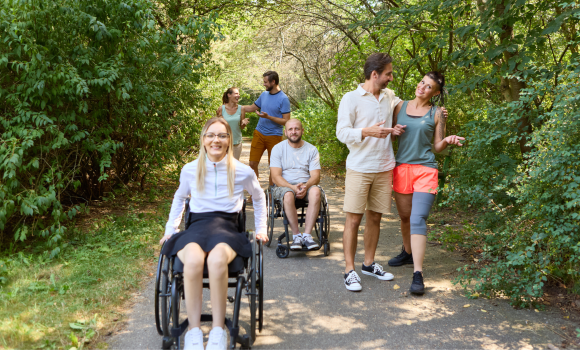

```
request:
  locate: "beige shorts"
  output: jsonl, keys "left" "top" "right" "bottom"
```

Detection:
{"left": 232, "top": 143, "right": 243, "bottom": 160}
{"left": 272, "top": 184, "right": 320, "bottom": 203}
{"left": 343, "top": 168, "right": 392, "bottom": 214}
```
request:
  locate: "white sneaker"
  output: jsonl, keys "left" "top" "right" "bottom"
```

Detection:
{"left": 183, "top": 327, "right": 204, "bottom": 350}
{"left": 290, "top": 234, "right": 303, "bottom": 250}
{"left": 344, "top": 270, "right": 362, "bottom": 292}
{"left": 302, "top": 234, "right": 318, "bottom": 250}
{"left": 206, "top": 327, "right": 227, "bottom": 350}
{"left": 361, "top": 262, "right": 394, "bottom": 281}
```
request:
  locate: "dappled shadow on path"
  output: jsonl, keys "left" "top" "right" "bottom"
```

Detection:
{"left": 108, "top": 140, "right": 569, "bottom": 350}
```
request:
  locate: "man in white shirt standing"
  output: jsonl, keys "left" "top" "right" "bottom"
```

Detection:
{"left": 336, "top": 53, "right": 406, "bottom": 292}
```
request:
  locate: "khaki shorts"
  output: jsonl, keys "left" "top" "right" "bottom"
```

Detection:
{"left": 232, "top": 143, "right": 243, "bottom": 160}
{"left": 272, "top": 184, "right": 320, "bottom": 203}
{"left": 343, "top": 168, "right": 392, "bottom": 214}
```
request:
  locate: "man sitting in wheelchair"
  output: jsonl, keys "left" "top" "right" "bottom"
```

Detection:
{"left": 270, "top": 118, "right": 322, "bottom": 250}
{"left": 159, "top": 117, "right": 268, "bottom": 350}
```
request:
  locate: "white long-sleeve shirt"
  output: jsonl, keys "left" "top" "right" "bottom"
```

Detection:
{"left": 336, "top": 84, "right": 401, "bottom": 173}
{"left": 164, "top": 156, "right": 266, "bottom": 237}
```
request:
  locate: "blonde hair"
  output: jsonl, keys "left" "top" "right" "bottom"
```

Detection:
{"left": 196, "top": 117, "right": 236, "bottom": 197}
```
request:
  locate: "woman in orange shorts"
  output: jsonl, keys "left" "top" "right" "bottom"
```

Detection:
{"left": 388, "top": 72, "right": 464, "bottom": 295}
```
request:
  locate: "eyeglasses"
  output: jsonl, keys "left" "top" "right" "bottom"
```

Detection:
{"left": 204, "top": 133, "right": 230, "bottom": 140}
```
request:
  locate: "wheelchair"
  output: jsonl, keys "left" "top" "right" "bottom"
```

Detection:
{"left": 154, "top": 199, "right": 264, "bottom": 349}
{"left": 264, "top": 185, "right": 330, "bottom": 258}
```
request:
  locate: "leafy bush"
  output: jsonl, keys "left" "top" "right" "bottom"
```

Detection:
{"left": 0, "top": 0, "right": 219, "bottom": 251}
{"left": 447, "top": 67, "right": 580, "bottom": 306}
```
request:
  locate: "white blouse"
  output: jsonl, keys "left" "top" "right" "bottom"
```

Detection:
{"left": 164, "top": 156, "right": 267, "bottom": 237}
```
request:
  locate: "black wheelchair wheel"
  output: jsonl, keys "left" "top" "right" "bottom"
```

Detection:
{"left": 170, "top": 275, "right": 182, "bottom": 350}
{"left": 275, "top": 244, "right": 289, "bottom": 258}
{"left": 322, "top": 190, "right": 330, "bottom": 239}
{"left": 155, "top": 252, "right": 165, "bottom": 335}
{"left": 258, "top": 240, "right": 264, "bottom": 332}
{"left": 161, "top": 257, "right": 172, "bottom": 337}
{"left": 324, "top": 242, "right": 330, "bottom": 256}
{"left": 266, "top": 190, "right": 275, "bottom": 247}
{"left": 324, "top": 200, "right": 330, "bottom": 238}
{"left": 250, "top": 240, "right": 258, "bottom": 343}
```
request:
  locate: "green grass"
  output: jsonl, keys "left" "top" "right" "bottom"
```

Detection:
{"left": 0, "top": 188, "right": 173, "bottom": 349}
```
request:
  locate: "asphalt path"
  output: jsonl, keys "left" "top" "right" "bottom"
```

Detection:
{"left": 107, "top": 139, "right": 573, "bottom": 350}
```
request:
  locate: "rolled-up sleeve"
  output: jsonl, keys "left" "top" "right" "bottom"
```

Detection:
{"left": 164, "top": 167, "right": 191, "bottom": 237}
{"left": 244, "top": 171, "right": 267, "bottom": 235}
{"left": 336, "top": 94, "right": 363, "bottom": 145}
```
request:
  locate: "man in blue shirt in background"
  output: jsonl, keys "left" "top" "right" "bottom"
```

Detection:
{"left": 245, "top": 71, "right": 292, "bottom": 186}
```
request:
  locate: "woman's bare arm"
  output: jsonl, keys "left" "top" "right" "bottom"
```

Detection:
{"left": 240, "top": 108, "right": 249, "bottom": 129}
{"left": 433, "top": 107, "right": 464, "bottom": 153}
{"left": 392, "top": 101, "right": 403, "bottom": 127}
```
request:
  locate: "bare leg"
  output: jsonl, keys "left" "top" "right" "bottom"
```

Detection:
{"left": 206, "top": 243, "right": 237, "bottom": 329}
{"left": 343, "top": 212, "right": 363, "bottom": 273}
{"left": 249, "top": 161, "right": 259, "bottom": 179}
{"left": 363, "top": 210, "right": 382, "bottom": 266}
{"left": 283, "top": 191, "right": 300, "bottom": 236}
{"left": 394, "top": 192, "right": 413, "bottom": 254}
{"left": 411, "top": 235, "right": 427, "bottom": 272}
{"left": 303, "top": 187, "right": 321, "bottom": 236}
{"left": 177, "top": 243, "right": 207, "bottom": 330}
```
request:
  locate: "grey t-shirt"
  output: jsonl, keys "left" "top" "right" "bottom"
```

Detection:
{"left": 270, "top": 141, "right": 321, "bottom": 184}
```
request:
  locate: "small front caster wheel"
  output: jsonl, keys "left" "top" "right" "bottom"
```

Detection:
{"left": 275, "top": 245, "right": 289, "bottom": 258}
{"left": 324, "top": 242, "right": 330, "bottom": 256}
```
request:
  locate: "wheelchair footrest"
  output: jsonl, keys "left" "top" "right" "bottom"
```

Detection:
{"left": 171, "top": 319, "right": 189, "bottom": 338}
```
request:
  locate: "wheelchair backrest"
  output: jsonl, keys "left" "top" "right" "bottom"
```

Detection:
{"left": 184, "top": 198, "right": 246, "bottom": 233}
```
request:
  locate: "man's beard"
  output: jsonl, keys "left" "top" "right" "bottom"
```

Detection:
{"left": 265, "top": 85, "right": 273, "bottom": 91}
{"left": 288, "top": 135, "right": 302, "bottom": 143}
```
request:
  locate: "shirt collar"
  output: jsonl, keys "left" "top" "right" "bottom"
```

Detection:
{"left": 206, "top": 154, "right": 228, "bottom": 166}
{"left": 357, "top": 84, "right": 387, "bottom": 100}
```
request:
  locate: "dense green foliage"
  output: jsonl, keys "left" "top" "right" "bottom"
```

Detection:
{"left": 0, "top": 0, "right": 219, "bottom": 251}
{"left": 293, "top": 99, "right": 348, "bottom": 166}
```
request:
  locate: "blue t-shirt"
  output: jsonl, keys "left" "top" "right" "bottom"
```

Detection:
{"left": 254, "top": 90, "right": 291, "bottom": 136}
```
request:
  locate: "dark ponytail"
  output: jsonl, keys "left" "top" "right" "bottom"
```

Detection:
{"left": 425, "top": 71, "right": 447, "bottom": 120}
{"left": 222, "top": 87, "right": 238, "bottom": 104}
{"left": 425, "top": 71, "right": 446, "bottom": 106}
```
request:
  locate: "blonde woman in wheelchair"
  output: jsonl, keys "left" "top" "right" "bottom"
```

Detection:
{"left": 160, "top": 117, "right": 268, "bottom": 350}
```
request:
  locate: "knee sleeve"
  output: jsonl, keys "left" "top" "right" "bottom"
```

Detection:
{"left": 410, "top": 192, "right": 436, "bottom": 235}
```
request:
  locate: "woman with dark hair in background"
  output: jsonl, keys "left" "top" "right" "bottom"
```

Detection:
{"left": 216, "top": 87, "right": 250, "bottom": 160}
{"left": 388, "top": 72, "right": 465, "bottom": 295}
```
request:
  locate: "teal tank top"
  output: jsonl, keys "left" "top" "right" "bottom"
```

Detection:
{"left": 222, "top": 105, "right": 243, "bottom": 145}
{"left": 395, "top": 101, "right": 437, "bottom": 169}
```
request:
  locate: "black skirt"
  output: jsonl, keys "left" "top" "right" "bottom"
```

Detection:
{"left": 161, "top": 211, "right": 251, "bottom": 258}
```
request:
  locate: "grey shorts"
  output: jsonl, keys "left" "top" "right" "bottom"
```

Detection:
{"left": 272, "top": 184, "right": 321, "bottom": 203}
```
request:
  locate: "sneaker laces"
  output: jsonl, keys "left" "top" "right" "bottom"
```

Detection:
{"left": 208, "top": 328, "right": 223, "bottom": 345}
{"left": 185, "top": 328, "right": 201, "bottom": 345}
{"left": 345, "top": 271, "right": 360, "bottom": 284}
{"left": 372, "top": 263, "right": 385, "bottom": 275}
{"left": 412, "top": 271, "right": 423, "bottom": 284}
{"left": 303, "top": 234, "right": 315, "bottom": 244}
{"left": 395, "top": 246, "right": 408, "bottom": 258}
